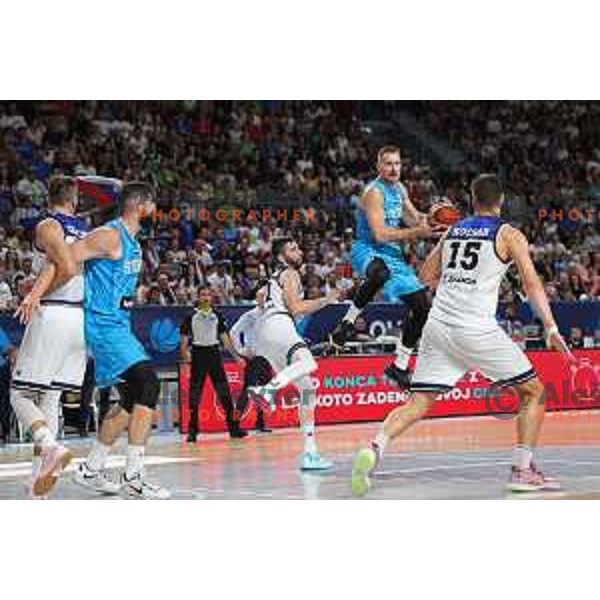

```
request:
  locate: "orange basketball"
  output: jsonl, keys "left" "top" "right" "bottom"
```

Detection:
{"left": 430, "top": 204, "right": 462, "bottom": 226}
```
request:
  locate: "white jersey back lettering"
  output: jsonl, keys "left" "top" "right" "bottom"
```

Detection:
{"left": 430, "top": 215, "right": 511, "bottom": 329}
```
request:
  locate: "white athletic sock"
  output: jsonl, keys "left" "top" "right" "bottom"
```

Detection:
{"left": 31, "top": 456, "right": 42, "bottom": 481}
{"left": 512, "top": 445, "right": 533, "bottom": 470}
{"left": 300, "top": 404, "right": 317, "bottom": 454}
{"left": 297, "top": 376, "right": 318, "bottom": 454}
{"left": 85, "top": 441, "right": 111, "bottom": 472}
{"left": 32, "top": 425, "right": 56, "bottom": 450}
{"left": 394, "top": 342, "right": 412, "bottom": 370}
{"left": 343, "top": 303, "right": 362, "bottom": 325}
{"left": 125, "top": 445, "right": 145, "bottom": 479}
{"left": 373, "top": 432, "right": 389, "bottom": 458}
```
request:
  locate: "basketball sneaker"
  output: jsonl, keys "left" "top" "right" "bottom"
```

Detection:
{"left": 33, "top": 444, "right": 73, "bottom": 497}
{"left": 119, "top": 472, "right": 171, "bottom": 500}
{"left": 506, "top": 465, "right": 562, "bottom": 492}
{"left": 329, "top": 320, "right": 355, "bottom": 348}
{"left": 73, "top": 462, "right": 121, "bottom": 495}
{"left": 26, "top": 482, "right": 48, "bottom": 500}
{"left": 300, "top": 451, "right": 333, "bottom": 471}
{"left": 351, "top": 444, "right": 380, "bottom": 498}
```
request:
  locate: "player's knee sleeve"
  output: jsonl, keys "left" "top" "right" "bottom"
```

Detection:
{"left": 401, "top": 289, "right": 431, "bottom": 348}
{"left": 38, "top": 390, "right": 62, "bottom": 437}
{"left": 10, "top": 388, "right": 43, "bottom": 431}
{"left": 353, "top": 258, "right": 391, "bottom": 309}
{"left": 119, "top": 362, "right": 160, "bottom": 410}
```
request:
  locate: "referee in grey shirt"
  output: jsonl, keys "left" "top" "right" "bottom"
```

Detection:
{"left": 180, "top": 287, "right": 247, "bottom": 442}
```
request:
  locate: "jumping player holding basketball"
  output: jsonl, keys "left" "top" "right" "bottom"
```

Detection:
{"left": 248, "top": 238, "right": 340, "bottom": 470}
{"left": 351, "top": 174, "right": 575, "bottom": 496}
{"left": 330, "top": 146, "right": 446, "bottom": 387}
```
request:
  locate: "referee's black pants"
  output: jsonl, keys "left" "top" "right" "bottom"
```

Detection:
{"left": 189, "top": 346, "right": 236, "bottom": 434}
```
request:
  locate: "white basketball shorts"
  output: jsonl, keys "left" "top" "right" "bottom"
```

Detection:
{"left": 255, "top": 312, "right": 309, "bottom": 372}
{"left": 411, "top": 317, "right": 536, "bottom": 393}
{"left": 12, "top": 303, "right": 86, "bottom": 393}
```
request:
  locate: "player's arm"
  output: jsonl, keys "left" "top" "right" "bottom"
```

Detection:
{"left": 503, "top": 226, "right": 575, "bottom": 362}
{"left": 70, "top": 227, "right": 121, "bottom": 264}
{"left": 14, "top": 262, "right": 56, "bottom": 324}
{"left": 402, "top": 195, "right": 427, "bottom": 227}
{"left": 282, "top": 270, "right": 339, "bottom": 317}
{"left": 418, "top": 232, "right": 448, "bottom": 289}
{"left": 179, "top": 315, "right": 192, "bottom": 363}
{"left": 362, "top": 188, "right": 441, "bottom": 243}
{"left": 14, "top": 219, "right": 78, "bottom": 324}
{"left": 36, "top": 219, "right": 78, "bottom": 290}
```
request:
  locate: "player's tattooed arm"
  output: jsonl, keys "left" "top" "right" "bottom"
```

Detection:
{"left": 70, "top": 227, "right": 121, "bottom": 263}
{"left": 418, "top": 232, "right": 448, "bottom": 289}
{"left": 503, "top": 226, "right": 575, "bottom": 362}
{"left": 362, "top": 188, "right": 442, "bottom": 243}
{"left": 282, "top": 269, "right": 339, "bottom": 317}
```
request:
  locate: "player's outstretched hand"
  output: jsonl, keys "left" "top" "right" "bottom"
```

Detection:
{"left": 15, "top": 292, "right": 42, "bottom": 325}
{"left": 546, "top": 327, "right": 577, "bottom": 365}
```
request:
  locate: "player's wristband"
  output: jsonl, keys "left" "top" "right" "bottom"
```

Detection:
{"left": 545, "top": 325, "right": 559, "bottom": 342}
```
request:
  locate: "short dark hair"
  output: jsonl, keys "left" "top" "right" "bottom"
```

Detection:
{"left": 471, "top": 174, "right": 503, "bottom": 207}
{"left": 48, "top": 175, "right": 77, "bottom": 207}
{"left": 377, "top": 145, "right": 401, "bottom": 163}
{"left": 271, "top": 237, "right": 293, "bottom": 259}
{"left": 120, "top": 181, "right": 155, "bottom": 214}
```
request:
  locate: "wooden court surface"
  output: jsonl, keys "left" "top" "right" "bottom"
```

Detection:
{"left": 1, "top": 411, "right": 600, "bottom": 499}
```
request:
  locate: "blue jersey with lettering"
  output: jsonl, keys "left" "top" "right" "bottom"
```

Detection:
{"left": 350, "top": 177, "right": 422, "bottom": 299}
{"left": 84, "top": 219, "right": 142, "bottom": 319}
{"left": 355, "top": 177, "right": 407, "bottom": 256}
{"left": 84, "top": 219, "right": 148, "bottom": 386}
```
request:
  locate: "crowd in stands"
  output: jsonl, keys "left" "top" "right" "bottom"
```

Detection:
{"left": 0, "top": 101, "right": 598, "bottom": 348}
{"left": 417, "top": 101, "right": 600, "bottom": 305}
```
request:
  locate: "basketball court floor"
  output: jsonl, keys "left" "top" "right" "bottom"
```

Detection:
{"left": 2, "top": 412, "right": 600, "bottom": 499}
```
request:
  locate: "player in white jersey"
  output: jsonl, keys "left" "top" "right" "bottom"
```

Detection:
{"left": 351, "top": 174, "right": 575, "bottom": 496}
{"left": 248, "top": 238, "right": 340, "bottom": 470}
{"left": 229, "top": 300, "right": 272, "bottom": 432}
{"left": 10, "top": 176, "right": 86, "bottom": 497}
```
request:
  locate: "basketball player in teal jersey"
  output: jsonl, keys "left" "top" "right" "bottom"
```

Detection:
{"left": 68, "top": 182, "right": 170, "bottom": 499}
{"left": 330, "top": 146, "right": 445, "bottom": 387}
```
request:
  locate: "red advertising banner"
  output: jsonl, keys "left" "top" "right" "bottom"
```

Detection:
{"left": 177, "top": 349, "right": 600, "bottom": 433}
